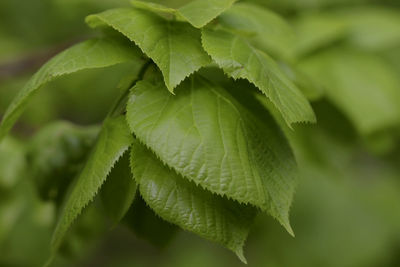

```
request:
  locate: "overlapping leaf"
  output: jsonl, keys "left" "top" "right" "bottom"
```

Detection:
{"left": 202, "top": 29, "right": 316, "bottom": 126}
{"left": 131, "top": 0, "right": 237, "bottom": 28}
{"left": 86, "top": 8, "right": 211, "bottom": 92}
{"left": 51, "top": 116, "right": 133, "bottom": 251}
{"left": 127, "top": 73, "right": 298, "bottom": 233}
{"left": 131, "top": 139, "right": 256, "bottom": 262}
{"left": 218, "top": 2, "right": 295, "bottom": 60}
{"left": 0, "top": 38, "right": 142, "bottom": 142}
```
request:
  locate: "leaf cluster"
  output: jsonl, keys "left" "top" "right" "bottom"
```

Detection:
{"left": 1, "top": 0, "right": 400, "bottom": 265}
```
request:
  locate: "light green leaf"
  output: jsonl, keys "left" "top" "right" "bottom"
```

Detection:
{"left": 299, "top": 48, "right": 400, "bottom": 135}
{"left": 202, "top": 29, "right": 316, "bottom": 126}
{"left": 100, "top": 152, "right": 137, "bottom": 223}
{"left": 218, "top": 2, "right": 295, "bottom": 60}
{"left": 51, "top": 116, "right": 133, "bottom": 251}
{"left": 86, "top": 8, "right": 211, "bottom": 92}
{"left": 0, "top": 38, "right": 142, "bottom": 142}
{"left": 127, "top": 74, "right": 298, "bottom": 234}
{"left": 131, "top": 140, "right": 257, "bottom": 262}
{"left": 131, "top": 0, "right": 237, "bottom": 28}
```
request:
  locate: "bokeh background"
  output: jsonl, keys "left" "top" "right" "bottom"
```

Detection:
{"left": 1, "top": 0, "right": 400, "bottom": 266}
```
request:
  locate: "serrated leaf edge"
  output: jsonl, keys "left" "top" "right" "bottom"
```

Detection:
{"left": 129, "top": 141, "right": 251, "bottom": 262}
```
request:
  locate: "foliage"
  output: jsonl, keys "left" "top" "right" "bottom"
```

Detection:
{"left": 0, "top": 0, "right": 400, "bottom": 266}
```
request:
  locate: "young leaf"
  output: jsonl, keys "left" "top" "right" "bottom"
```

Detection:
{"left": 86, "top": 8, "right": 211, "bottom": 92}
{"left": 100, "top": 152, "right": 137, "bottom": 224}
{"left": 127, "top": 74, "right": 298, "bottom": 234}
{"left": 218, "top": 2, "right": 295, "bottom": 60}
{"left": 51, "top": 116, "right": 133, "bottom": 252}
{"left": 201, "top": 29, "right": 316, "bottom": 127}
{"left": 299, "top": 48, "right": 400, "bottom": 135}
{"left": 0, "top": 38, "right": 142, "bottom": 142}
{"left": 27, "top": 122, "right": 99, "bottom": 203}
{"left": 131, "top": 140, "right": 257, "bottom": 262}
{"left": 131, "top": 0, "right": 237, "bottom": 28}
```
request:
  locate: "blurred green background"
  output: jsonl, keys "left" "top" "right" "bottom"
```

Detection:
{"left": 1, "top": 0, "right": 400, "bottom": 266}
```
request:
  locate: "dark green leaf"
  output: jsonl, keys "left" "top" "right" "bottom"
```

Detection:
{"left": 123, "top": 194, "right": 178, "bottom": 248}
{"left": 127, "top": 73, "right": 297, "bottom": 234}
{"left": 131, "top": 139, "right": 257, "bottom": 262}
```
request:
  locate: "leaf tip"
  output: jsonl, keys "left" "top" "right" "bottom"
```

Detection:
{"left": 167, "top": 86, "right": 176, "bottom": 95}
{"left": 235, "top": 247, "right": 248, "bottom": 264}
{"left": 281, "top": 218, "right": 295, "bottom": 237}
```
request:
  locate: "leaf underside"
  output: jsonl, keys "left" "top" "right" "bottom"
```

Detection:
{"left": 0, "top": 38, "right": 141, "bottom": 142}
{"left": 126, "top": 73, "right": 297, "bottom": 234}
{"left": 131, "top": 139, "right": 256, "bottom": 263}
{"left": 123, "top": 194, "right": 179, "bottom": 248}
{"left": 201, "top": 29, "right": 316, "bottom": 127}
{"left": 86, "top": 8, "right": 211, "bottom": 91}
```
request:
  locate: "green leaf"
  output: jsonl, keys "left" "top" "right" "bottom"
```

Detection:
{"left": 86, "top": 8, "right": 211, "bottom": 92}
{"left": 100, "top": 152, "right": 137, "bottom": 223}
{"left": 123, "top": 194, "right": 178, "bottom": 248}
{"left": 299, "top": 48, "right": 400, "bottom": 135}
{"left": 0, "top": 38, "right": 142, "bottom": 142}
{"left": 51, "top": 116, "right": 133, "bottom": 252}
{"left": 177, "top": 0, "right": 237, "bottom": 28}
{"left": 27, "top": 122, "right": 99, "bottom": 203}
{"left": 131, "top": 139, "right": 257, "bottom": 262}
{"left": 131, "top": 0, "right": 237, "bottom": 28}
{"left": 126, "top": 73, "right": 298, "bottom": 234}
{"left": 218, "top": 2, "right": 295, "bottom": 60}
{"left": 201, "top": 29, "right": 316, "bottom": 126}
